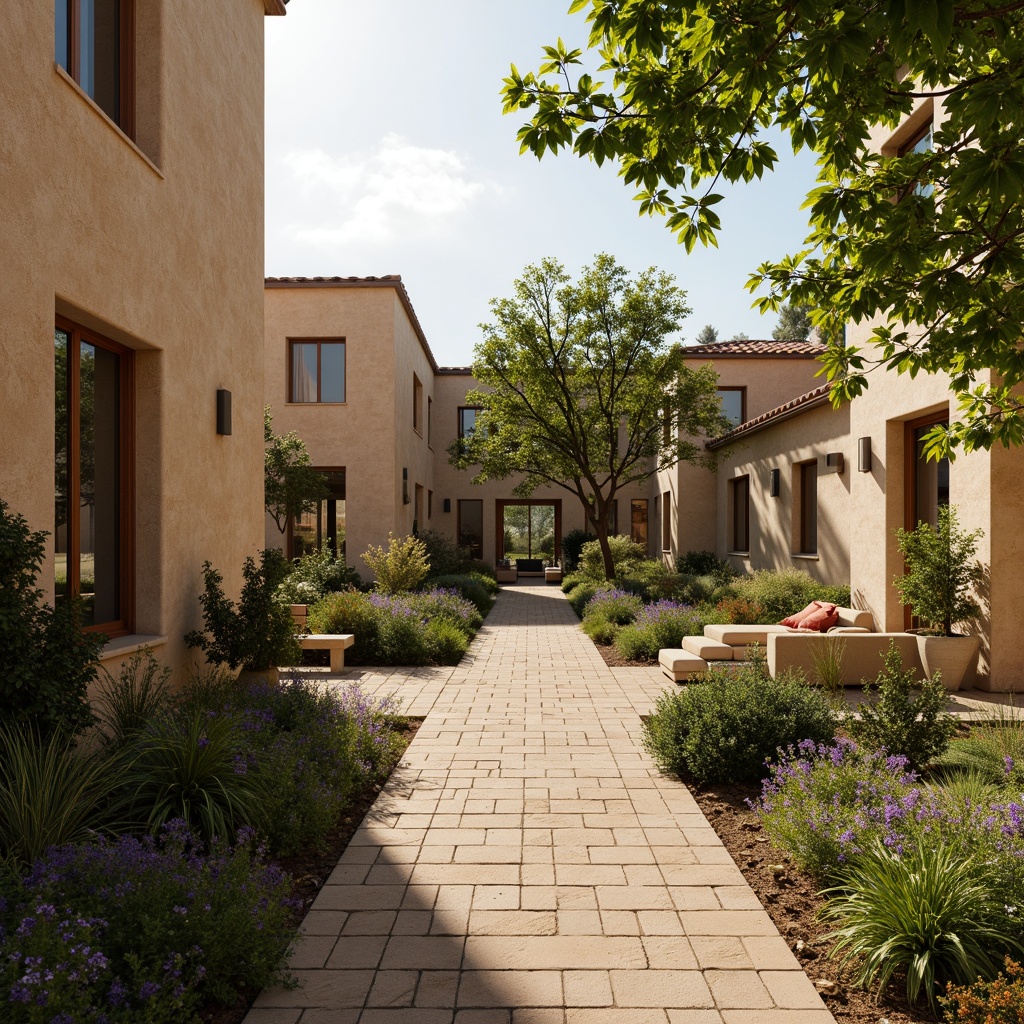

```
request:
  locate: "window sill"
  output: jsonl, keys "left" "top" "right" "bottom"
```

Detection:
{"left": 727, "top": 551, "right": 751, "bottom": 558}
{"left": 792, "top": 553, "right": 819, "bottom": 560}
{"left": 98, "top": 634, "right": 168, "bottom": 663}
{"left": 285, "top": 402, "right": 347, "bottom": 407}
{"left": 55, "top": 64, "right": 164, "bottom": 179}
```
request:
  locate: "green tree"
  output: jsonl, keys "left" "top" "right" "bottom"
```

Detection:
{"left": 772, "top": 303, "right": 813, "bottom": 342}
{"left": 448, "top": 254, "right": 727, "bottom": 580}
{"left": 693, "top": 324, "right": 718, "bottom": 346}
{"left": 264, "top": 408, "right": 328, "bottom": 536}
{"left": 502, "top": 2, "right": 1024, "bottom": 455}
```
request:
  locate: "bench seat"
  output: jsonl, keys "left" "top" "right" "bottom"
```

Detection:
{"left": 299, "top": 633, "right": 355, "bottom": 673}
{"left": 659, "top": 649, "right": 709, "bottom": 683}
{"left": 681, "top": 636, "right": 733, "bottom": 660}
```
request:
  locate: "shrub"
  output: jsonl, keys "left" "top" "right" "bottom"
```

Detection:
{"left": 401, "top": 588, "right": 483, "bottom": 633}
{"left": 277, "top": 546, "right": 361, "bottom": 604}
{"left": 583, "top": 587, "right": 643, "bottom": 625}
{"left": 122, "top": 711, "right": 267, "bottom": 841}
{"left": 308, "top": 590, "right": 383, "bottom": 663}
{"left": 673, "top": 573, "right": 720, "bottom": 605}
{"left": 426, "top": 618, "right": 470, "bottom": 664}
{"left": 850, "top": 641, "right": 957, "bottom": 770}
{"left": 361, "top": 533, "right": 430, "bottom": 594}
{"left": 755, "top": 739, "right": 922, "bottom": 878}
{"left": 730, "top": 568, "right": 850, "bottom": 622}
{"left": 714, "top": 596, "right": 766, "bottom": 624}
{"left": 676, "top": 550, "right": 737, "bottom": 584}
{"left": 822, "top": 843, "right": 1023, "bottom": 1014}
{"left": 0, "top": 726, "right": 130, "bottom": 871}
{"left": 184, "top": 549, "right": 300, "bottom": 672}
{"left": 561, "top": 571, "right": 587, "bottom": 594}
{"left": 561, "top": 528, "right": 596, "bottom": 573}
{"left": 9, "top": 822, "right": 298, "bottom": 1009}
{"left": 418, "top": 529, "right": 473, "bottom": 577}
{"left": 578, "top": 535, "right": 647, "bottom": 579}
{"left": 582, "top": 615, "right": 620, "bottom": 645}
{"left": 642, "top": 662, "right": 837, "bottom": 784}
{"left": 943, "top": 957, "right": 1024, "bottom": 1023}
{"left": 613, "top": 600, "right": 708, "bottom": 661}
{"left": 0, "top": 497, "right": 106, "bottom": 737}
{"left": 424, "top": 573, "right": 494, "bottom": 615}
{"left": 568, "top": 583, "right": 599, "bottom": 618}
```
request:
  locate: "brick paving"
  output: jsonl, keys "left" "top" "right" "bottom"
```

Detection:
{"left": 246, "top": 583, "right": 839, "bottom": 1023}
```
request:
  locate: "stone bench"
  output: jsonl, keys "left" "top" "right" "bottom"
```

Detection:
{"left": 659, "top": 649, "right": 709, "bottom": 683}
{"left": 299, "top": 633, "right": 355, "bottom": 673}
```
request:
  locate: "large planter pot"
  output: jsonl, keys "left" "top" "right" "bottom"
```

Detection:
{"left": 914, "top": 633, "right": 979, "bottom": 691}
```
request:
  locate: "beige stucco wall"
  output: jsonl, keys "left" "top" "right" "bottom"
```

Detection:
{"left": 653, "top": 353, "right": 826, "bottom": 560}
{"left": 714, "top": 401, "right": 852, "bottom": 584}
{"left": 264, "top": 281, "right": 437, "bottom": 579}
{"left": 0, "top": 1, "right": 274, "bottom": 676}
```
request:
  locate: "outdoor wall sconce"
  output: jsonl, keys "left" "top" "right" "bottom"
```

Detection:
{"left": 825, "top": 452, "right": 845, "bottom": 474}
{"left": 858, "top": 436, "right": 872, "bottom": 472}
{"left": 402, "top": 468, "right": 409, "bottom": 504}
{"left": 443, "top": 498, "right": 451, "bottom": 513}
{"left": 769, "top": 468, "right": 780, "bottom": 497}
{"left": 216, "top": 389, "right": 232, "bottom": 435}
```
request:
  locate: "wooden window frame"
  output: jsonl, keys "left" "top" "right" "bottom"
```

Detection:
{"left": 729, "top": 475, "right": 750, "bottom": 554}
{"left": 798, "top": 460, "right": 818, "bottom": 555}
{"left": 458, "top": 406, "right": 482, "bottom": 438}
{"left": 287, "top": 338, "right": 346, "bottom": 404}
{"left": 716, "top": 386, "right": 747, "bottom": 428}
{"left": 56, "top": 314, "right": 135, "bottom": 637}
{"left": 662, "top": 491, "right": 672, "bottom": 552}
{"left": 58, "top": 0, "right": 136, "bottom": 139}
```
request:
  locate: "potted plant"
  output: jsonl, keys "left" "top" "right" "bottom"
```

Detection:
{"left": 894, "top": 504, "right": 985, "bottom": 690}
{"left": 185, "top": 549, "right": 300, "bottom": 684}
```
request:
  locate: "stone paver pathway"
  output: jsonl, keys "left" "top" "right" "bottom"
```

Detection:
{"left": 247, "top": 583, "right": 838, "bottom": 1024}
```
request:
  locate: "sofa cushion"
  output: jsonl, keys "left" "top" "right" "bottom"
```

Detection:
{"left": 779, "top": 601, "right": 819, "bottom": 628}
{"left": 704, "top": 624, "right": 791, "bottom": 646}
{"left": 797, "top": 602, "right": 839, "bottom": 633}
{"left": 681, "top": 636, "right": 734, "bottom": 660}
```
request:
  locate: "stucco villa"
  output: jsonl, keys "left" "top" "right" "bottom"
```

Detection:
{"left": 0, "top": 1, "right": 286, "bottom": 673}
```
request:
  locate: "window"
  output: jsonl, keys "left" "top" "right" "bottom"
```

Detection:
{"left": 414, "top": 483, "right": 424, "bottom": 530}
{"left": 413, "top": 375, "right": 423, "bottom": 434}
{"left": 458, "top": 406, "right": 481, "bottom": 438}
{"left": 458, "top": 499, "right": 483, "bottom": 560}
{"left": 427, "top": 489, "right": 433, "bottom": 520}
{"left": 717, "top": 387, "right": 746, "bottom": 428}
{"left": 56, "top": 0, "right": 135, "bottom": 136}
{"left": 427, "top": 396, "right": 432, "bottom": 447}
{"left": 661, "top": 491, "right": 672, "bottom": 551}
{"left": 908, "top": 416, "right": 949, "bottom": 530}
{"left": 798, "top": 461, "right": 818, "bottom": 555}
{"left": 662, "top": 407, "right": 672, "bottom": 445}
{"left": 290, "top": 469, "right": 345, "bottom": 559}
{"left": 630, "top": 499, "right": 648, "bottom": 550}
{"left": 898, "top": 121, "right": 934, "bottom": 198}
{"left": 289, "top": 339, "right": 345, "bottom": 403}
{"left": 729, "top": 476, "right": 749, "bottom": 553}
{"left": 55, "top": 318, "right": 134, "bottom": 634}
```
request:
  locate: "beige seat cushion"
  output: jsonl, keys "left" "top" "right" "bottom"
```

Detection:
{"left": 768, "top": 632, "right": 922, "bottom": 685}
{"left": 658, "top": 649, "right": 709, "bottom": 681}
{"left": 704, "top": 624, "right": 790, "bottom": 646}
{"left": 682, "top": 636, "right": 734, "bottom": 660}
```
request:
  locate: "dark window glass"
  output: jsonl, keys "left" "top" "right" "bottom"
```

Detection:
{"left": 458, "top": 500, "right": 483, "bottom": 560}
{"left": 662, "top": 491, "right": 671, "bottom": 551}
{"left": 58, "top": 0, "right": 127, "bottom": 128}
{"left": 731, "top": 476, "right": 749, "bottom": 552}
{"left": 290, "top": 340, "right": 345, "bottom": 403}
{"left": 630, "top": 499, "right": 648, "bottom": 550}
{"left": 291, "top": 469, "right": 346, "bottom": 559}
{"left": 459, "top": 407, "right": 479, "bottom": 438}
{"left": 55, "top": 322, "right": 130, "bottom": 632}
{"left": 913, "top": 422, "right": 949, "bottom": 528}
{"left": 800, "top": 462, "right": 818, "bottom": 554}
{"left": 55, "top": 0, "right": 70, "bottom": 67}
{"left": 717, "top": 388, "right": 745, "bottom": 428}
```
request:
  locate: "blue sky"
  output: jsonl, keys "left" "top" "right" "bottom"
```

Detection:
{"left": 265, "top": 1, "right": 821, "bottom": 367}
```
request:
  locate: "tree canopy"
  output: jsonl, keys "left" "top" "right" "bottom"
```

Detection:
{"left": 502, "top": 1, "right": 1024, "bottom": 455}
{"left": 773, "top": 303, "right": 813, "bottom": 342}
{"left": 448, "top": 254, "right": 726, "bottom": 579}
{"left": 693, "top": 324, "right": 719, "bottom": 346}
{"left": 264, "top": 408, "right": 328, "bottom": 537}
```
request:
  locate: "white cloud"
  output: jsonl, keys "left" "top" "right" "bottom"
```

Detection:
{"left": 281, "top": 134, "right": 502, "bottom": 248}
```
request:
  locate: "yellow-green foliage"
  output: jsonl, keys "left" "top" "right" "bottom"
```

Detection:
{"left": 361, "top": 534, "right": 430, "bottom": 594}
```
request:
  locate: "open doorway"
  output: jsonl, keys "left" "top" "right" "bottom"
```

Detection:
{"left": 496, "top": 500, "right": 562, "bottom": 564}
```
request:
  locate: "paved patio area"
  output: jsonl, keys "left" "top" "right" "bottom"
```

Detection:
{"left": 248, "top": 583, "right": 840, "bottom": 1024}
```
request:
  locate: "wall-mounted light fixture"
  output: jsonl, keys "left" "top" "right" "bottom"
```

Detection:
{"left": 443, "top": 498, "right": 451, "bottom": 513}
{"left": 768, "top": 468, "right": 780, "bottom": 497}
{"left": 216, "top": 389, "right": 232, "bottom": 435}
{"left": 402, "top": 468, "right": 410, "bottom": 504}
{"left": 858, "top": 437, "right": 872, "bottom": 473}
{"left": 825, "top": 452, "right": 845, "bottom": 474}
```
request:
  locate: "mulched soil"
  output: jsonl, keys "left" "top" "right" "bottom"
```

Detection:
{"left": 200, "top": 718, "right": 422, "bottom": 1024}
{"left": 593, "top": 640, "right": 653, "bottom": 668}
{"left": 689, "top": 779, "right": 933, "bottom": 1024}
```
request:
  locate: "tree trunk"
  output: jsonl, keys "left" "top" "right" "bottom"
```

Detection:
{"left": 588, "top": 504, "right": 615, "bottom": 581}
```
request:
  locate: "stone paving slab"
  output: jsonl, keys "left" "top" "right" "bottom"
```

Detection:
{"left": 247, "top": 584, "right": 838, "bottom": 1023}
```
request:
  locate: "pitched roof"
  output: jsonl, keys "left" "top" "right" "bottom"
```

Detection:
{"left": 683, "top": 338, "right": 825, "bottom": 358}
{"left": 265, "top": 275, "right": 438, "bottom": 373}
{"left": 706, "top": 384, "right": 833, "bottom": 449}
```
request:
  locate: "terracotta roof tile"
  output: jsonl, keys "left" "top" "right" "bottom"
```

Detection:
{"left": 706, "top": 384, "right": 833, "bottom": 449}
{"left": 684, "top": 338, "right": 825, "bottom": 357}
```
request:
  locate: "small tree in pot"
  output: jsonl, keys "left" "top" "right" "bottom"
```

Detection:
{"left": 894, "top": 505, "right": 985, "bottom": 689}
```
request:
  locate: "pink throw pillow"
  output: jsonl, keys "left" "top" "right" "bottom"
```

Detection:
{"left": 779, "top": 601, "right": 819, "bottom": 629}
{"left": 797, "top": 602, "right": 838, "bottom": 633}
